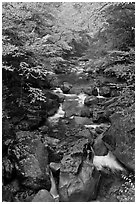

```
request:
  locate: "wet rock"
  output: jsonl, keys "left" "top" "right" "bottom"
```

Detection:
{"left": 56, "top": 138, "right": 92, "bottom": 164}
{"left": 59, "top": 161, "right": 100, "bottom": 202}
{"left": 63, "top": 99, "right": 81, "bottom": 118}
{"left": 52, "top": 91, "right": 65, "bottom": 103}
{"left": 80, "top": 106, "right": 93, "bottom": 117}
{"left": 59, "top": 140, "right": 100, "bottom": 202}
{"left": 84, "top": 96, "right": 98, "bottom": 106}
{"left": 68, "top": 138, "right": 92, "bottom": 156}
{"left": 83, "top": 87, "right": 93, "bottom": 95}
{"left": 74, "top": 116, "right": 92, "bottom": 126}
{"left": 99, "top": 86, "right": 111, "bottom": 97}
{"left": 61, "top": 82, "right": 72, "bottom": 94}
{"left": 47, "top": 107, "right": 60, "bottom": 117}
{"left": 93, "top": 138, "right": 108, "bottom": 156}
{"left": 32, "top": 189, "right": 55, "bottom": 202}
{"left": 8, "top": 131, "right": 51, "bottom": 190}
{"left": 56, "top": 94, "right": 65, "bottom": 103}
{"left": 52, "top": 125, "right": 96, "bottom": 160}
{"left": 102, "top": 105, "right": 135, "bottom": 170}
{"left": 77, "top": 128, "right": 93, "bottom": 141}
{"left": 42, "top": 135, "right": 61, "bottom": 162}
{"left": 69, "top": 87, "right": 83, "bottom": 95}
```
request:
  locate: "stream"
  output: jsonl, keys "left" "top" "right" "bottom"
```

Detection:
{"left": 47, "top": 72, "right": 135, "bottom": 202}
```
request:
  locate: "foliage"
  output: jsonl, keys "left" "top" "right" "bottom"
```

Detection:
{"left": 29, "top": 87, "right": 47, "bottom": 103}
{"left": 2, "top": 2, "right": 135, "bottom": 114}
{"left": 2, "top": 2, "right": 135, "bottom": 70}
{"left": 2, "top": 2, "right": 72, "bottom": 78}
{"left": 104, "top": 63, "right": 135, "bottom": 83}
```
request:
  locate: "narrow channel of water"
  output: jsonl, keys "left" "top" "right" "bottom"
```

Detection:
{"left": 48, "top": 73, "right": 134, "bottom": 202}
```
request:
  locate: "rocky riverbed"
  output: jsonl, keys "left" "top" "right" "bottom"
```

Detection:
{"left": 2, "top": 64, "right": 135, "bottom": 202}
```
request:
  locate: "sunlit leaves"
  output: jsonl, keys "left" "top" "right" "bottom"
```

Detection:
{"left": 29, "top": 87, "right": 47, "bottom": 103}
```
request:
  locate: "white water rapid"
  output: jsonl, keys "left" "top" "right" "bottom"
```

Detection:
{"left": 48, "top": 103, "right": 65, "bottom": 123}
{"left": 77, "top": 92, "right": 87, "bottom": 107}
{"left": 93, "top": 151, "right": 124, "bottom": 172}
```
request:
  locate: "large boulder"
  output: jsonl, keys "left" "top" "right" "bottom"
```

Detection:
{"left": 58, "top": 139, "right": 100, "bottom": 202}
{"left": 74, "top": 116, "right": 92, "bottom": 126}
{"left": 83, "top": 87, "right": 93, "bottom": 96}
{"left": 84, "top": 96, "right": 98, "bottom": 106}
{"left": 77, "top": 128, "right": 93, "bottom": 141}
{"left": 59, "top": 159, "right": 100, "bottom": 202}
{"left": 99, "top": 86, "right": 111, "bottom": 97}
{"left": 8, "top": 131, "right": 51, "bottom": 190}
{"left": 63, "top": 99, "right": 81, "bottom": 118}
{"left": 47, "top": 122, "right": 95, "bottom": 162}
{"left": 61, "top": 82, "right": 72, "bottom": 94}
{"left": 93, "top": 137, "right": 108, "bottom": 156}
{"left": 102, "top": 105, "right": 135, "bottom": 170}
{"left": 32, "top": 189, "right": 55, "bottom": 202}
{"left": 80, "top": 106, "right": 93, "bottom": 117}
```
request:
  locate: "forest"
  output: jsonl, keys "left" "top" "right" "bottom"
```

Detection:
{"left": 2, "top": 2, "right": 135, "bottom": 202}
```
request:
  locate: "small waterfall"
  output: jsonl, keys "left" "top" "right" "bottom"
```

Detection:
{"left": 93, "top": 151, "right": 124, "bottom": 172}
{"left": 63, "top": 93, "right": 77, "bottom": 98}
{"left": 96, "top": 87, "right": 104, "bottom": 99}
{"left": 85, "top": 124, "right": 101, "bottom": 129}
{"left": 77, "top": 92, "right": 87, "bottom": 107}
{"left": 48, "top": 103, "right": 65, "bottom": 123}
